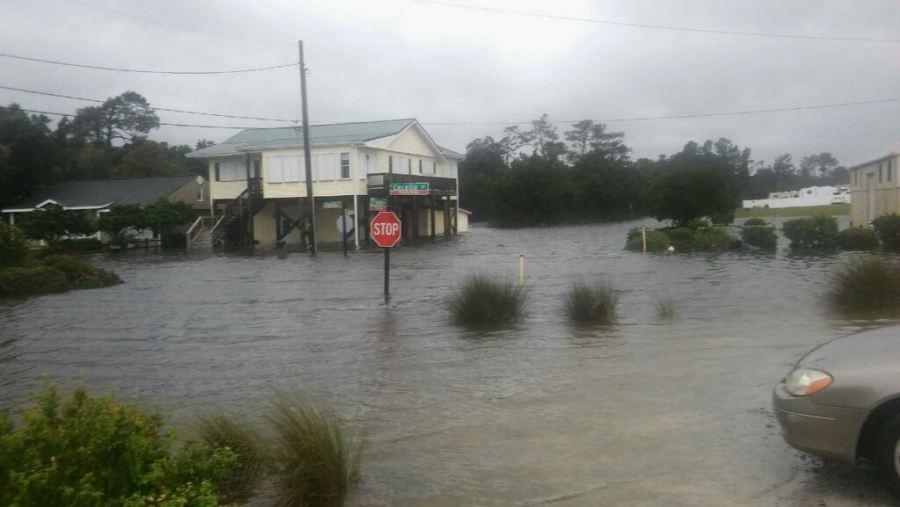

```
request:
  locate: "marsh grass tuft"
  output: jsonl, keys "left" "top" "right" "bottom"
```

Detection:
{"left": 448, "top": 275, "right": 526, "bottom": 329}
{"left": 655, "top": 296, "right": 676, "bottom": 320}
{"left": 194, "top": 413, "right": 267, "bottom": 504}
{"left": 564, "top": 282, "right": 618, "bottom": 325}
{"left": 827, "top": 256, "right": 900, "bottom": 316}
{"left": 267, "top": 394, "right": 362, "bottom": 507}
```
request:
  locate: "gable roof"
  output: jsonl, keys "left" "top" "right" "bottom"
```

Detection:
{"left": 3, "top": 175, "right": 197, "bottom": 211}
{"left": 187, "top": 118, "right": 418, "bottom": 158}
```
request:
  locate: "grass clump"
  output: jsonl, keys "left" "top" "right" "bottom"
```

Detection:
{"left": 194, "top": 413, "right": 267, "bottom": 504}
{"left": 836, "top": 227, "right": 879, "bottom": 251}
{"left": 782, "top": 215, "right": 838, "bottom": 251}
{"left": 625, "top": 228, "right": 669, "bottom": 252}
{"left": 267, "top": 394, "right": 361, "bottom": 507}
{"left": 743, "top": 217, "right": 768, "bottom": 227}
{"left": 741, "top": 220, "right": 777, "bottom": 251}
{"left": 655, "top": 296, "right": 676, "bottom": 320}
{"left": 0, "top": 266, "right": 69, "bottom": 296}
{"left": 827, "top": 257, "right": 900, "bottom": 316}
{"left": 692, "top": 227, "right": 734, "bottom": 252}
{"left": 42, "top": 254, "right": 121, "bottom": 289}
{"left": 565, "top": 282, "right": 618, "bottom": 325}
{"left": 448, "top": 275, "right": 526, "bottom": 328}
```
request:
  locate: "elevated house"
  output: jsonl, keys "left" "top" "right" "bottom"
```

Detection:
{"left": 186, "top": 118, "right": 466, "bottom": 250}
{"left": 848, "top": 152, "right": 898, "bottom": 226}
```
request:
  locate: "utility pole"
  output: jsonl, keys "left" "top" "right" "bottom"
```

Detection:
{"left": 299, "top": 40, "right": 317, "bottom": 254}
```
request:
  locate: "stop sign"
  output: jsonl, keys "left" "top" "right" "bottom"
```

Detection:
{"left": 370, "top": 211, "right": 402, "bottom": 248}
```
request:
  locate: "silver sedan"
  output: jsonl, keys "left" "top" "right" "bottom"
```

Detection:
{"left": 773, "top": 326, "right": 900, "bottom": 498}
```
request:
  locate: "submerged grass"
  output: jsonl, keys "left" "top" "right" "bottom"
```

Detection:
{"left": 655, "top": 296, "right": 676, "bottom": 320}
{"left": 564, "top": 282, "right": 618, "bottom": 325}
{"left": 448, "top": 275, "right": 526, "bottom": 329}
{"left": 827, "top": 256, "right": 900, "bottom": 317}
{"left": 267, "top": 394, "right": 362, "bottom": 507}
{"left": 193, "top": 413, "right": 267, "bottom": 504}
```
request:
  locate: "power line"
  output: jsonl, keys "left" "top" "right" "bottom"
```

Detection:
{"left": 415, "top": 0, "right": 900, "bottom": 44}
{"left": 0, "top": 84, "right": 299, "bottom": 123}
{"left": 420, "top": 97, "right": 900, "bottom": 125}
{"left": 0, "top": 52, "right": 298, "bottom": 75}
{"left": 7, "top": 107, "right": 257, "bottom": 129}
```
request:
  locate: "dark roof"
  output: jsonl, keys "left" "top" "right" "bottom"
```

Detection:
{"left": 186, "top": 118, "right": 417, "bottom": 158}
{"left": 4, "top": 176, "right": 196, "bottom": 210}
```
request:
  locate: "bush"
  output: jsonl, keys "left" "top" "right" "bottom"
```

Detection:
{"left": 743, "top": 218, "right": 768, "bottom": 227}
{"left": 194, "top": 414, "right": 266, "bottom": 504}
{"left": 692, "top": 227, "right": 734, "bottom": 252}
{"left": 0, "top": 266, "right": 68, "bottom": 297}
{"left": 827, "top": 257, "right": 900, "bottom": 316}
{"left": 0, "top": 221, "right": 28, "bottom": 268}
{"left": 625, "top": 228, "right": 669, "bottom": 252}
{"left": 782, "top": 215, "right": 838, "bottom": 251}
{"left": 662, "top": 227, "right": 694, "bottom": 252}
{"left": 564, "top": 282, "right": 618, "bottom": 325}
{"left": 42, "top": 254, "right": 121, "bottom": 289}
{"left": 0, "top": 384, "right": 237, "bottom": 506}
{"left": 683, "top": 218, "right": 711, "bottom": 229}
{"left": 448, "top": 275, "right": 526, "bottom": 328}
{"left": 872, "top": 214, "right": 900, "bottom": 251}
{"left": 267, "top": 394, "right": 361, "bottom": 507}
{"left": 741, "top": 225, "right": 777, "bottom": 251}
{"left": 47, "top": 237, "right": 104, "bottom": 253}
{"left": 836, "top": 227, "right": 879, "bottom": 251}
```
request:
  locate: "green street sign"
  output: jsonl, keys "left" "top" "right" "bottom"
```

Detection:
{"left": 389, "top": 182, "right": 430, "bottom": 196}
{"left": 322, "top": 200, "right": 343, "bottom": 209}
{"left": 369, "top": 197, "right": 387, "bottom": 211}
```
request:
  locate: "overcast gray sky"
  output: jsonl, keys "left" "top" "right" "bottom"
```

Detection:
{"left": 1, "top": 0, "right": 898, "bottom": 166}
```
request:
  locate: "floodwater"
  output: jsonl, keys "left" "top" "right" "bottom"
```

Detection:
{"left": 0, "top": 219, "right": 896, "bottom": 506}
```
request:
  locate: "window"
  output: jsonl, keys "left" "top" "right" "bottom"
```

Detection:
{"left": 419, "top": 159, "right": 423, "bottom": 174}
{"left": 214, "top": 159, "right": 245, "bottom": 182}
{"left": 854, "top": 170, "right": 858, "bottom": 186}
{"left": 340, "top": 153, "right": 350, "bottom": 179}
{"left": 389, "top": 155, "right": 411, "bottom": 175}
{"left": 879, "top": 164, "right": 883, "bottom": 183}
{"left": 267, "top": 155, "right": 302, "bottom": 183}
{"left": 389, "top": 156, "right": 393, "bottom": 173}
{"left": 253, "top": 160, "right": 261, "bottom": 179}
{"left": 890, "top": 160, "right": 893, "bottom": 182}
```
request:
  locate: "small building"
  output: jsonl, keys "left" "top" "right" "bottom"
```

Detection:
{"left": 186, "top": 118, "right": 465, "bottom": 250}
{"left": 742, "top": 185, "right": 850, "bottom": 210}
{"left": 2, "top": 175, "right": 210, "bottom": 228}
{"left": 848, "top": 153, "right": 899, "bottom": 225}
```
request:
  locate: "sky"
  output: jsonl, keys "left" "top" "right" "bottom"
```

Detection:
{"left": 0, "top": 0, "right": 898, "bottom": 167}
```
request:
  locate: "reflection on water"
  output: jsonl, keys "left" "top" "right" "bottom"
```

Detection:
{"left": 0, "top": 220, "right": 895, "bottom": 505}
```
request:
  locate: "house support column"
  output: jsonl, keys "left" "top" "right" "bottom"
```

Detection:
{"left": 430, "top": 194, "right": 436, "bottom": 242}
{"left": 412, "top": 196, "right": 419, "bottom": 240}
{"left": 443, "top": 197, "right": 450, "bottom": 237}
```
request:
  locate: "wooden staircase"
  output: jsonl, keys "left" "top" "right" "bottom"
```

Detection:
{"left": 211, "top": 180, "right": 264, "bottom": 249}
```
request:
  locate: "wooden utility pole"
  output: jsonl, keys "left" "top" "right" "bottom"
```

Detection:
{"left": 299, "top": 40, "right": 317, "bottom": 254}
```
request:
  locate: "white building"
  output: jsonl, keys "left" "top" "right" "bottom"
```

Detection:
{"left": 741, "top": 185, "right": 850, "bottom": 210}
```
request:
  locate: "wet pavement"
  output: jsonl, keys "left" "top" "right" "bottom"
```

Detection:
{"left": 0, "top": 219, "right": 896, "bottom": 506}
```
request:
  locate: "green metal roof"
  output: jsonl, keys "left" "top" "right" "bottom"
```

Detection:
{"left": 187, "top": 118, "right": 417, "bottom": 158}
{"left": 4, "top": 176, "right": 196, "bottom": 210}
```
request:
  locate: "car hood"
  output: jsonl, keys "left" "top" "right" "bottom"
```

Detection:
{"left": 799, "top": 326, "right": 900, "bottom": 371}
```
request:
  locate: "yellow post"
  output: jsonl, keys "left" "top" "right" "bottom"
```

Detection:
{"left": 519, "top": 254, "right": 525, "bottom": 286}
{"left": 642, "top": 226, "right": 647, "bottom": 254}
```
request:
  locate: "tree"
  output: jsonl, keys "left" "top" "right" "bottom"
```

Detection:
{"left": 18, "top": 204, "right": 96, "bottom": 243}
{"left": 588, "top": 123, "right": 630, "bottom": 162}
{"left": 564, "top": 120, "right": 594, "bottom": 162}
{"left": 522, "top": 114, "right": 565, "bottom": 161}
{"left": 0, "top": 105, "right": 58, "bottom": 210}
{"left": 459, "top": 137, "right": 507, "bottom": 220}
{"left": 96, "top": 204, "right": 146, "bottom": 240}
{"left": 143, "top": 199, "right": 195, "bottom": 236}
{"left": 72, "top": 91, "right": 159, "bottom": 146}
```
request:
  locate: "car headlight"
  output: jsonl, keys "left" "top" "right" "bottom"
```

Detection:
{"left": 785, "top": 368, "right": 833, "bottom": 396}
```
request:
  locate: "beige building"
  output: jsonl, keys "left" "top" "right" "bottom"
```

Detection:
{"left": 849, "top": 152, "right": 900, "bottom": 226}
{"left": 187, "top": 119, "right": 465, "bottom": 250}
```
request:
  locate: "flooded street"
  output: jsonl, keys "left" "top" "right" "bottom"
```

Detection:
{"left": 0, "top": 220, "right": 895, "bottom": 506}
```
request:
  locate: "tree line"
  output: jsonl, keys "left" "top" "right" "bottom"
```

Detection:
{"left": 0, "top": 91, "right": 211, "bottom": 210}
{"left": 459, "top": 114, "right": 850, "bottom": 226}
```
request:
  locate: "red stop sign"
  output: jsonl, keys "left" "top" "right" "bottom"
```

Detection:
{"left": 370, "top": 211, "right": 402, "bottom": 248}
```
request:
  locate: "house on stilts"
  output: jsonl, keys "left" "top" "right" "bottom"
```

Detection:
{"left": 186, "top": 118, "right": 467, "bottom": 250}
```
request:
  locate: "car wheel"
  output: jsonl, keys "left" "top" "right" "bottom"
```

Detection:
{"left": 877, "top": 413, "right": 900, "bottom": 499}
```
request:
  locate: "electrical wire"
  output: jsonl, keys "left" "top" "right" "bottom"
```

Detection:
{"left": 0, "top": 84, "right": 299, "bottom": 123}
{"left": 6, "top": 107, "right": 256, "bottom": 129}
{"left": 0, "top": 52, "right": 297, "bottom": 75}
{"left": 415, "top": 0, "right": 900, "bottom": 44}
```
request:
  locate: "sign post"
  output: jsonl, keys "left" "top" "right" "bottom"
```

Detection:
{"left": 370, "top": 211, "right": 402, "bottom": 303}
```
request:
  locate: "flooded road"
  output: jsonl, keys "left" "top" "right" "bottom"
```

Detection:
{"left": 0, "top": 220, "right": 895, "bottom": 506}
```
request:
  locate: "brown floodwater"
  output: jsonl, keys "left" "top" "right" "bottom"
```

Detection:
{"left": 1, "top": 218, "right": 896, "bottom": 505}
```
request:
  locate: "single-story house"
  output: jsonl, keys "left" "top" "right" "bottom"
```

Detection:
{"left": 186, "top": 118, "right": 466, "bottom": 249}
{"left": 848, "top": 152, "right": 898, "bottom": 226}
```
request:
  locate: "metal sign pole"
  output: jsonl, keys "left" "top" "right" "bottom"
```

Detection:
{"left": 384, "top": 247, "right": 390, "bottom": 303}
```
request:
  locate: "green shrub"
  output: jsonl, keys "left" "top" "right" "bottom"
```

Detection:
{"left": 564, "top": 282, "right": 618, "bottom": 325}
{"left": 872, "top": 214, "right": 900, "bottom": 251}
{"left": 684, "top": 218, "right": 711, "bottom": 229}
{"left": 741, "top": 225, "right": 777, "bottom": 251}
{"left": 827, "top": 257, "right": 900, "bottom": 316}
{"left": 743, "top": 218, "right": 768, "bottom": 227}
{"left": 0, "top": 266, "right": 68, "bottom": 297}
{"left": 47, "top": 237, "right": 104, "bottom": 253}
{"left": 662, "top": 227, "right": 694, "bottom": 252}
{"left": 194, "top": 414, "right": 266, "bottom": 504}
{"left": 42, "top": 254, "right": 121, "bottom": 289}
{"left": 692, "top": 227, "right": 734, "bottom": 252}
{"left": 836, "top": 227, "right": 879, "bottom": 251}
{"left": 448, "top": 275, "right": 525, "bottom": 328}
{"left": 267, "top": 394, "right": 362, "bottom": 507}
{"left": 0, "top": 384, "right": 237, "bottom": 506}
{"left": 625, "top": 228, "right": 669, "bottom": 252}
{"left": 0, "top": 221, "right": 28, "bottom": 268}
{"left": 782, "top": 215, "right": 839, "bottom": 251}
